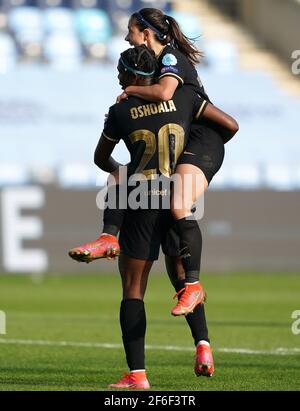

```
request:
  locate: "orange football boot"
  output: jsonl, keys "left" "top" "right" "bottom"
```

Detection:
{"left": 171, "top": 282, "right": 206, "bottom": 316}
{"left": 68, "top": 233, "right": 120, "bottom": 263}
{"left": 194, "top": 343, "right": 214, "bottom": 377}
{"left": 108, "top": 371, "right": 150, "bottom": 389}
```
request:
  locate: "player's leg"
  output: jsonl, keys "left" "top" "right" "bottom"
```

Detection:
{"left": 161, "top": 209, "right": 206, "bottom": 316}
{"left": 164, "top": 255, "right": 214, "bottom": 377}
{"left": 170, "top": 125, "right": 224, "bottom": 315}
{"left": 119, "top": 254, "right": 152, "bottom": 371}
{"left": 109, "top": 209, "right": 161, "bottom": 389}
{"left": 165, "top": 255, "right": 209, "bottom": 343}
{"left": 170, "top": 164, "right": 207, "bottom": 316}
{"left": 68, "top": 167, "right": 125, "bottom": 262}
{"left": 108, "top": 254, "right": 152, "bottom": 389}
{"left": 171, "top": 163, "right": 207, "bottom": 314}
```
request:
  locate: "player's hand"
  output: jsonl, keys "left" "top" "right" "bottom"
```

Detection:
{"left": 116, "top": 91, "right": 128, "bottom": 103}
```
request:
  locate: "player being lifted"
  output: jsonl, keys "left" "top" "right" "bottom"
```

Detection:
{"left": 70, "top": 8, "right": 238, "bottom": 310}
{"left": 69, "top": 44, "right": 238, "bottom": 387}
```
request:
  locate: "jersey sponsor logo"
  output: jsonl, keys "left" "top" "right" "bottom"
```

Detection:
{"left": 130, "top": 100, "right": 177, "bottom": 120}
{"left": 162, "top": 53, "right": 177, "bottom": 66}
{"left": 146, "top": 188, "right": 169, "bottom": 196}
{"left": 160, "top": 66, "right": 179, "bottom": 74}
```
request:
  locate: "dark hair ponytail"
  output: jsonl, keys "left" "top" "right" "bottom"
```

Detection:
{"left": 132, "top": 8, "right": 203, "bottom": 66}
{"left": 164, "top": 14, "right": 203, "bottom": 65}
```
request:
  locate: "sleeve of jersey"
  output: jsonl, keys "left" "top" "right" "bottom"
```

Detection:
{"left": 101, "top": 106, "right": 120, "bottom": 143}
{"left": 193, "top": 95, "right": 209, "bottom": 120}
{"left": 158, "top": 52, "right": 184, "bottom": 86}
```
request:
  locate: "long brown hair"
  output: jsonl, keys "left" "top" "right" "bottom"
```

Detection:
{"left": 131, "top": 8, "right": 203, "bottom": 66}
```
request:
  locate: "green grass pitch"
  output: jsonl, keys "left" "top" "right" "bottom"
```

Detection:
{"left": 0, "top": 271, "right": 299, "bottom": 391}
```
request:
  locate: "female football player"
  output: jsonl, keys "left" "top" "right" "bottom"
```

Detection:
{"left": 118, "top": 7, "right": 239, "bottom": 320}
{"left": 71, "top": 8, "right": 237, "bottom": 319}
{"left": 70, "top": 45, "right": 238, "bottom": 388}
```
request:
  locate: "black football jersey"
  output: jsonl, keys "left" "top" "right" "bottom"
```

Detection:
{"left": 102, "top": 87, "right": 207, "bottom": 180}
{"left": 156, "top": 45, "right": 210, "bottom": 102}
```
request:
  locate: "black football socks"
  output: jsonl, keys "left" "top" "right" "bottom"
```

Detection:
{"left": 175, "top": 216, "right": 202, "bottom": 283}
{"left": 103, "top": 185, "right": 125, "bottom": 236}
{"left": 120, "top": 299, "right": 146, "bottom": 371}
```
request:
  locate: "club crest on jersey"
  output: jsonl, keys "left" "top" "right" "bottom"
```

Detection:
{"left": 162, "top": 53, "right": 177, "bottom": 66}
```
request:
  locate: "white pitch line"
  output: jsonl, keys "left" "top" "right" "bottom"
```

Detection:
{"left": 217, "top": 347, "right": 300, "bottom": 355}
{"left": 0, "top": 338, "right": 299, "bottom": 356}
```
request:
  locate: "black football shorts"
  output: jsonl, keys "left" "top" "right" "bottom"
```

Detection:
{"left": 119, "top": 209, "right": 180, "bottom": 261}
{"left": 176, "top": 122, "right": 225, "bottom": 184}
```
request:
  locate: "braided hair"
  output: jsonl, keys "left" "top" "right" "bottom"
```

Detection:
{"left": 119, "top": 45, "right": 157, "bottom": 80}
{"left": 131, "top": 8, "right": 203, "bottom": 66}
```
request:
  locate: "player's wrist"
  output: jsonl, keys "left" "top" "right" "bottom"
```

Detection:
{"left": 124, "top": 86, "right": 132, "bottom": 95}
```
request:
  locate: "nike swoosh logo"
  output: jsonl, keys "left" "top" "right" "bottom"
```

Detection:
{"left": 183, "top": 151, "right": 196, "bottom": 155}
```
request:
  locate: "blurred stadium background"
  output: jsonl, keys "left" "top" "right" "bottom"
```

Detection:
{"left": 0, "top": 0, "right": 299, "bottom": 274}
{"left": 0, "top": 0, "right": 300, "bottom": 392}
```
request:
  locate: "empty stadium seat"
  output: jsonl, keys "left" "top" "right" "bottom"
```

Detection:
{"left": 44, "top": 32, "right": 82, "bottom": 69}
{"left": 43, "top": 7, "right": 75, "bottom": 34}
{"left": 8, "top": 6, "right": 43, "bottom": 57}
{"left": 39, "top": 0, "right": 72, "bottom": 7}
{"left": 0, "top": 10, "right": 8, "bottom": 31}
{"left": 2, "top": 0, "right": 34, "bottom": 8}
{"left": 0, "top": 32, "right": 17, "bottom": 72}
{"left": 8, "top": 6, "right": 43, "bottom": 34}
{"left": 75, "top": 8, "right": 111, "bottom": 41}
{"left": 72, "top": 0, "right": 106, "bottom": 10}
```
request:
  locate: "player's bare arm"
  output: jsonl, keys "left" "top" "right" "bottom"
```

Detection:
{"left": 118, "top": 76, "right": 178, "bottom": 102}
{"left": 202, "top": 103, "right": 239, "bottom": 142}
